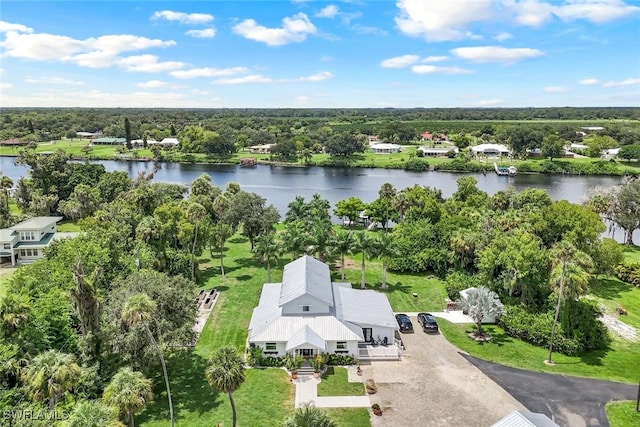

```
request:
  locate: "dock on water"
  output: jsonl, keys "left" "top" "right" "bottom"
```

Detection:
{"left": 494, "top": 162, "right": 517, "bottom": 176}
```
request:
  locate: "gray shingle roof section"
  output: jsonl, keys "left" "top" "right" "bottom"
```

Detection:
{"left": 10, "top": 216, "right": 62, "bottom": 230}
{"left": 279, "top": 255, "right": 334, "bottom": 307}
{"left": 334, "top": 286, "right": 397, "bottom": 328}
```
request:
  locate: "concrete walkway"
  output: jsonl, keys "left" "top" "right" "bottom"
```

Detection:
{"left": 293, "top": 368, "right": 371, "bottom": 409}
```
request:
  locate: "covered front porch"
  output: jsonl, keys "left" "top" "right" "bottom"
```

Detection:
{"left": 286, "top": 325, "right": 326, "bottom": 358}
{"left": 357, "top": 341, "right": 401, "bottom": 360}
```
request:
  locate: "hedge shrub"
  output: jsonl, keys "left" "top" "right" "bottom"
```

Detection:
{"left": 615, "top": 262, "right": 640, "bottom": 288}
{"left": 444, "top": 271, "right": 483, "bottom": 300}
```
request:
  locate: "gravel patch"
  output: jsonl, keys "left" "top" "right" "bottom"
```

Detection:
{"left": 599, "top": 315, "right": 638, "bottom": 341}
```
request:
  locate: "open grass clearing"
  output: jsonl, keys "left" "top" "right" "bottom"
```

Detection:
{"left": 589, "top": 276, "right": 640, "bottom": 330}
{"left": 439, "top": 321, "right": 640, "bottom": 384}
{"left": 605, "top": 401, "right": 640, "bottom": 427}
{"left": 318, "top": 367, "right": 365, "bottom": 397}
{"left": 623, "top": 245, "right": 640, "bottom": 264}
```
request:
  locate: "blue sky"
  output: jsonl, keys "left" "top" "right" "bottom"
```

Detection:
{"left": 1, "top": 0, "right": 639, "bottom": 108}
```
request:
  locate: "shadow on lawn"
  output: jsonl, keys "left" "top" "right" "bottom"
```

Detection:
{"left": 589, "top": 277, "right": 632, "bottom": 300}
{"left": 465, "top": 326, "right": 514, "bottom": 347}
{"left": 382, "top": 281, "right": 412, "bottom": 294}
{"left": 579, "top": 347, "right": 609, "bottom": 366}
{"left": 137, "top": 350, "right": 219, "bottom": 425}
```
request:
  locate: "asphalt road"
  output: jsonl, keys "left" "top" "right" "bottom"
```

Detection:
{"left": 462, "top": 354, "right": 639, "bottom": 427}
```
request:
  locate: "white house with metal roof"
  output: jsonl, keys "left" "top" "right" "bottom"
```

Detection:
{"left": 248, "top": 255, "right": 398, "bottom": 359}
{"left": 0, "top": 217, "right": 78, "bottom": 266}
{"left": 471, "top": 143, "right": 511, "bottom": 157}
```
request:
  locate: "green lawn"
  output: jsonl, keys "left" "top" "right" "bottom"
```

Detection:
{"left": 623, "top": 246, "right": 640, "bottom": 264}
{"left": 0, "top": 267, "right": 15, "bottom": 300}
{"left": 57, "top": 220, "right": 82, "bottom": 232}
{"left": 317, "top": 367, "right": 365, "bottom": 397}
{"left": 605, "top": 401, "right": 640, "bottom": 427}
{"left": 324, "top": 408, "right": 371, "bottom": 427}
{"left": 590, "top": 277, "right": 640, "bottom": 330}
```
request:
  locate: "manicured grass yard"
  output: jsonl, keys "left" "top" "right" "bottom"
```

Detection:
{"left": 317, "top": 367, "right": 365, "bottom": 396}
{"left": 324, "top": 408, "right": 371, "bottom": 427}
{"left": 605, "top": 401, "right": 640, "bottom": 427}
{"left": 623, "top": 245, "right": 640, "bottom": 264}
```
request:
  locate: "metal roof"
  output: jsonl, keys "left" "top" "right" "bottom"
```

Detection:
{"left": 279, "top": 255, "right": 334, "bottom": 307}
{"left": 249, "top": 315, "right": 363, "bottom": 342}
{"left": 10, "top": 217, "right": 62, "bottom": 231}
{"left": 491, "top": 411, "right": 559, "bottom": 427}
{"left": 0, "top": 229, "right": 17, "bottom": 241}
{"left": 334, "top": 286, "right": 397, "bottom": 328}
{"left": 286, "top": 325, "right": 326, "bottom": 351}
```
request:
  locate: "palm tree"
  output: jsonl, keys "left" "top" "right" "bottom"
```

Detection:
{"left": 205, "top": 347, "right": 246, "bottom": 427}
{"left": 67, "top": 400, "right": 124, "bottom": 427}
{"left": 331, "top": 230, "right": 355, "bottom": 280}
{"left": 122, "top": 294, "right": 174, "bottom": 427}
{"left": 22, "top": 350, "right": 81, "bottom": 410}
{"left": 459, "top": 287, "right": 504, "bottom": 339}
{"left": 354, "top": 231, "right": 375, "bottom": 289}
{"left": 103, "top": 367, "right": 153, "bottom": 427}
{"left": 254, "top": 232, "right": 280, "bottom": 282}
{"left": 309, "top": 223, "right": 332, "bottom": 261}
{"left": 283, "top": 404, "right": 338, "bottom": 427}
{"left": 187, "top": 202, "right": 207, "bottom": 281}
{"left": 282, "top": 221, "right": 309, "bottom": 258}
{"left": 371, "top": 233, "right": 398, "bottom": 289}
{"left": 213, "top": 194, "right": 231, "bottom": 277}
{"left": 547, "top": 241, "right": 593, "bottom": 364}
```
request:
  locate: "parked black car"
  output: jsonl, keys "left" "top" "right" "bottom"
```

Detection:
{"left": 417, "top": 312, "right": 439, "bottom": 333}
{"left": 395, "top": 313, "right": 414, "bottom": 333}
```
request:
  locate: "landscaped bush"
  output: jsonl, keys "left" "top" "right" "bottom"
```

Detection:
{"left": 444, "top": 271, "right": 483, "bottom": 300}
{"left": 560, "top": 299, "right": 610, "bottom": 352}
{"left": 434, "top": 158, "right": 485, "bottom": 172}
{"left": 404, "top": 158, "right": 429, "bottom": 171}
{"left": 498, "top": 304, "right": 606, "bottom": 356}
{"left": 325, "top": 354, "right": 355, "bottom": 366}
{"left": 615, "top": 262, "right": 640, "bottom": 288}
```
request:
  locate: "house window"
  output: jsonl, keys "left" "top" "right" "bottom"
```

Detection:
{"left": 2, "top": 243, "right": 9, "bottom": 250}
{"left": 336, "top": 342, "right": 347, "bottom": 350}
{"left": 265, "top": 343, "right": 277, "bottom": 351}
{"left": 21, "top": 231, "right": 35, "bottom": 241}
{"left": 302, "top": 305, "right": 310, "bottom": 312}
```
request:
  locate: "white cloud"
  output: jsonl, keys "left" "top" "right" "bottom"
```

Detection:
{"left": 506, "top": 0, "right": 640, "bottom": 27}
{"left": 395, "top": 0, "right": 492, "bottom": 41}
{"left": 494, "top": 32, "right": 512, "bottom": 42}
{"left": 152, "top": 10, "right": 214, "bottom": 25}
{"left": 579, "top": 78, "right": 600, "bottom": 85}
{"left": 544, "top": 86, "right": 570, "bottom": 93}
{"left": 295, "top": 95, "right": 310, "bottom": 105}
{"left": 137, "top": 80, "right": 168, "bottom": 88}
{"left": 316, "top": 5, "right": 339, "bottom": 19}
{"left": 117, "top": 55, "right": 185, "bottom": 73}
{"left": 298, "top": 71, "right": 334, "bottom": 82}
{"left": 185, "top": 28, "right": 216, "bottom": 38}
{"left": 475, "top": 98, "right": 504, "bottom": 107}
{"left": 0, "top": 31, "right": 176, "bottom": 70}
{"left": 411, "top": 65, "right": 473, "bottom": 74}
{"left": 0, "top": 21, "right": 33, "bottom": 33}
{"left": 232, "top": 13, "right": 316, "bottom": 46}
{"left": 352, "top": 24, "right": 388, "bottom": 36}
{"left": 212, "top": 75, "right": 274, "bottom": 85}
{"left": 422, "top": 55, "right": 449, "bottom": 63}
{"left": 603, "top": 78, "right": 640, "bottom": 87}
{"left": 26, "top": 76, "right": 84, "bottom": 85}
{"left": 170, "top": 67, "right": 250, "bottom": 79}
{"left": 553, "top": 0, "right": 640, "bottom": 24}
{"left": 0, "top": 82, "right": 13, "bottom": 89}
{"left": 451, "top": 46, "right": 544, "bottom": 63}
{"left": 380, "top": 54, "right": 420, "bottom": 68}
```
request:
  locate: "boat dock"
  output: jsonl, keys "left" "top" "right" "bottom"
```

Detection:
{"left": 494, "top": 162, "right": 517, "bottom": 176}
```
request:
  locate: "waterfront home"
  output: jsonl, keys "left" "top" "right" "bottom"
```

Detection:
{"left": 248, "top": 255, "right": 399, "bottom": 360}
{"left": 249, "top": 144, "right": 275, "bottom": 154}
{"left": 418, "top": 146, "right": 458, "bottom": 158}
{"left": 471, "top": 143, "right": 511, "bottom": 157}
{"left": 370, "top": 143, "right": 401, "bottom": 154}
{"left": 601, "top": 147, "right": 620, "bottom": 160}
{"left": 0, "top": 217, "right": 78, "bottom": 266}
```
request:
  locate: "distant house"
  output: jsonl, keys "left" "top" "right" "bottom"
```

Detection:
{"left": 0, "top": 217, "right": 78, "bottom": 266}
{"left": 159, "top": 137, "right": 179, "bottom": 147}
{"left": 367, "top": 135, "right": 382, "bottom": 145}
{"left": 418, "top": 146, "right": 458, "bottom": 158}
{"left": 92, "top": 137, "right": 126, "bottom": 145}
{"left": 570, "top": 143, "right": 588, "bottom": 152}
{"left": 76, "top": 131, "right": 101, "bottom": 139}
{"left": 601, "top": 147, "right": 620, "bottom": 160}
{"left": 421, "top": 132, "right": 434, "bottom": 141}
{"left": 248, "top": 255, "right": 399, "bottom": 360}
{"left": 249, "top": 144, "right": 275, "bottom": 154}
{"left": 470, "top": 144, "right": 511, "bottom": 157}
{"left": 370, "top": 143, "right": 401, "bottom": 154}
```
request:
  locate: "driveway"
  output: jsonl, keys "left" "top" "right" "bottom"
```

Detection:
{"left": 463, "top": 355, "right": 638, "bottom": 427}
{"left": 362, "top": 315, "right": 525, "bottom": 427}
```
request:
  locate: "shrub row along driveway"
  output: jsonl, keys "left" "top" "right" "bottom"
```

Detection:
{"left": 463, "top": 354, "right": 638, "bottom": 427}
{"left": 365, "top": 318, "right": 524, "bottom": 427}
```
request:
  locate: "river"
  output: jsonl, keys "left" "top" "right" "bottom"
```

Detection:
{"left": 1, "top": 156, "right": 637, "bottom": 243}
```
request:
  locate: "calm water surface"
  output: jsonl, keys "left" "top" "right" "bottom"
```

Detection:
{"left": 1, "top": 157, "right": 636, "bottom": 243}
